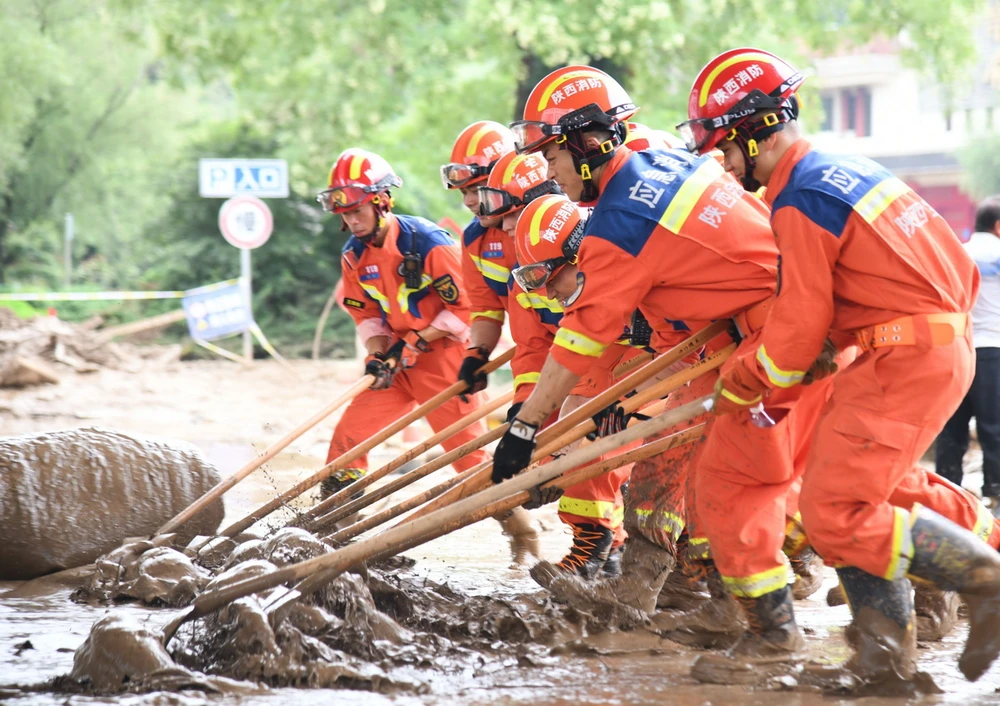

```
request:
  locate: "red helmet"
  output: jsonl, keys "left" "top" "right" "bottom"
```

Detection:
{"left": 511, "top": 65, "right": 636, "bottom": 154}
{"left": 441, "top": 121, "right": 516, "bottom": 189}
{"left": 623, "top": 122, "right": 686, "bottom": 151}
{"left": 317, "top": 148, "right": 402, "bottom": 214}
{"left": 477, "top": 151, "right": 561, "bottom": 218}
{"left": 677, "top": 48, "right": 803, "bottom": 156}
{"left": 512, "top": 194, "right": 587, "bottom": 292}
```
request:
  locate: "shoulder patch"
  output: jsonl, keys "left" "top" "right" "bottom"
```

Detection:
{"left": 432, "top": 274, "right": 460, "bottom": 304}
{"left": 343, "top": 297, "right": 365, "bottom": 309}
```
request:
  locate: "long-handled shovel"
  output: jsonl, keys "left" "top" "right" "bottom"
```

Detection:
{"left": 214, "top": 347, "right": 516, "bottom": 539}
{"left": 402, "top": 327, "right": 732, "bottom": 524}
{"left": 156, "top": 375, "right": 376, "bottom": 536}
{"left": 297, "top": 389, "right": 513, "bottom": 530}
{"left": 306, "top": 417, "right": 508, "bottom": 535}
{"left": 282, "top": 422, "right": 706, "bottom": 609}
{"left": 160, "top": 395, "right": 713, "bottom": 647}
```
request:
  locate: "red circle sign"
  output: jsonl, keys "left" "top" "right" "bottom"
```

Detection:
{"left": 218, "top": 195, "right": 273, "bottom": 249}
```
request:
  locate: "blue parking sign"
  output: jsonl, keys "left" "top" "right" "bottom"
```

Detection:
{"left": 182, "top": 283, "right": 251, "bottom": 340}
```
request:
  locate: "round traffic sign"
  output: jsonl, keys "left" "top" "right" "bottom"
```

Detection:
{"left": 218, "top": 195, "right": 273, "bottom": 250}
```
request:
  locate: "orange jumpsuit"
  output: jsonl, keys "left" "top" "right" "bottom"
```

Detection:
{"left": 462, "top": 218, "right": 640, "bottom": 542}
{"left": 718, "top": 139, "right": 999, "bottom": 579}
{"left": 328, "top": 213, "right": 489, "bottom": 473}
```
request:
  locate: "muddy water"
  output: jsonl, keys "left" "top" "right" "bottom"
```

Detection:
{"left": 1, "top": 439, "right": 999, "bottom": 705}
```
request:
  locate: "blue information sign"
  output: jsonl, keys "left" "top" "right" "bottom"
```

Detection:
{"left": 182, "top": 283, "right": 251, "bottom": 340}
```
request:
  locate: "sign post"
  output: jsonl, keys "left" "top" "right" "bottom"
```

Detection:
{"left": 218, "top": 195, "right": 274, "bottom": 362}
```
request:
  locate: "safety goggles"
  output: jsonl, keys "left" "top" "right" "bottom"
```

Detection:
{"left": 512, "top": 257, "right": 568, "bottom": 292}
{"left": 676, "top": 86, "right": 797, "bottom": 153}
{"left": 316, "top": 184, "right": 373, "bottom": 213}
{"left": 477, "top": 180, "right": 562, "bottom": 218}
{"left": 440, "top": 162, "right": 491, "bottom": 189}
{"left": 511, "top": 104, "right": 634, "bottom": 153}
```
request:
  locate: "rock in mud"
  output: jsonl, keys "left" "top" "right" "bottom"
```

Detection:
{"left": 0, "top": 427, "right": 225, "bottom": 579}
{"left": 79, "top": 542, "right": 210, "bottom": 606}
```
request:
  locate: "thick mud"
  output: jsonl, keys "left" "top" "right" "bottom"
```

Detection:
{"left": 0, "top": 427, "right": 224, "bottom": 579}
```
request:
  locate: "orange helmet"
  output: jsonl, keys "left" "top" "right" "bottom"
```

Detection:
{"left": 476, "top": 151, "right": 561, "bottom": 218}
{"left": 512, "top": 65, "right": 636, "bottom": 201}
{"left": 511, "top": 194, "right": 587, "bottom": 292}
{"left": 317, "top": 148, "right": 402, "bottom": 214}
{"left": 677, "top": 48, "right": 802, "bottom": 157}
{"left": 623, "top": 122, "right": 686, "bottom": 151}
{"left": 441, "top": 121, "right": 516, "bottom": 189}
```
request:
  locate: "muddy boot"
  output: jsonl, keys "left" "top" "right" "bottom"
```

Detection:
{"left": 494, "top": 506, "right": 540, "bottom": 566}
{"left": 601, "top": 543, "right": 624, "bottom": 578}
{"left": 319, "top": 467, "right": 367, "bottom": 501}
{"left": 657, "top": 554, "right": 710, "bottom": 611}
{"left": 789, "top": 547, "right": 825, "bottom": 601}
{"left": 913, "top": 582, "right": 960, "bottom": 642}
{"left": 657, "top": 561, "right": 746, "bottom": 649}
{"left": 827, "top": 582, "right": 847, "bottom": 606}
{"left": 906, "top": 506, "right": 1000, "bottom": 681}
{"left": 532, "top": 534, "right": 676, "bottom": 617}
{"left": 690, "top": 585, "right": 805, "bottom": 685}
{"left": 539, "top": 522, "right": 614, "bottom": 581}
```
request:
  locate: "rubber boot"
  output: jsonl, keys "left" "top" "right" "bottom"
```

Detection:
{"left": 494, "top": 506, "right": 540, "bottom": 566}
{"left": 789, "top": 547, "right": 825, "bottom": 601}
{"left": 657, "top": 552, "right": 710, "bottom": 612}
{"left": 690, "top": 585, "right": 805, "bottom": 685}
{"left": 657, "top": 561, "right": 746, "bottom": 649}
{"left": 913, "top": 582, "right": 960, "bottom": 642}
{"left": 601, "top": 543, "right": 624, "bottom": 578}
{"left": 827, "top": 582, "right": 847, "bottom": 606}
{"left": 906, "top": 506, "right": 1000, "bottom": 681}
{"left": 531, "top": 533, "right": 676, "bottom": 617}
{"left": 319, "top": 467, "right": 367, "bottom": 501}
{"left": 531, "top": 522, "right": 614, "bottom": 582}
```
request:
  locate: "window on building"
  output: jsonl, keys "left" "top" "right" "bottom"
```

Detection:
{"left": 820, "top": 93, "right": 834, "bottom": 131}
{"left": 858, "top": 87, "right": 872, "bottom": 137}
{"left": 844, "top": 91, "right": 857, "bottom": 132}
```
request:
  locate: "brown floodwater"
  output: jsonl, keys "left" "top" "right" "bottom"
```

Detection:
{"left": 1, "top": 440, "right": 998, "bottom": 705}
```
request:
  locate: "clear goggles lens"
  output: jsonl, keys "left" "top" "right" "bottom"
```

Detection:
{"left": 512, "top": 258, "right": 567, "bottom": 292}
{"left": 510, "top": 120, "right": 559, "bottom": 154}
{"left": 316, "top": 184, "right": 368, "bottom": 213}
{"left": 676, "top": 118, "right": 712, "bottom": 154}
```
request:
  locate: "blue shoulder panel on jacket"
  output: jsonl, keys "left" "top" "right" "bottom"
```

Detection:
{"left": 463, "top": 218, "right": 488, "bottom": 248}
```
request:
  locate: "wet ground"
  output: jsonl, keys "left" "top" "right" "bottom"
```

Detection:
{"left": 0, "top": 361, "right": 998, "bottom": 705}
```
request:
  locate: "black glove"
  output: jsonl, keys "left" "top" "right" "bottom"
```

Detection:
{"left": 492, "top": 418, "right": 538, "bottom": 484}
{"left": 587, "top": 400, "right": 650, "bottom": 440}
{"left": 523, "top": 483, "right": 565, "bottom": 510}
{"left": 505, "top": 402, "right": 523, "bottom": 424}
{"left": 364, "top": 353, "right": 396, "bottom": 390}
{"left": 458, "top": 345, "right": 490, "bottom": 401}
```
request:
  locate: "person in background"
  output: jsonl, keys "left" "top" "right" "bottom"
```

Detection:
{"left": 936, "top": 195, "right": 1000, "bottom": 514}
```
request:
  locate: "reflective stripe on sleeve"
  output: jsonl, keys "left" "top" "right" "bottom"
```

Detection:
{"left": 471, "top": 310, "right": 505, "bottom": 322}
{"left": 554, "top": 327, "right": 609, "bottom": 358}
{"left": 514, "top": 372, "right": 541, "bottom": 388}
{"left": 756, "top": 345, "right": 806, "bottom": 388}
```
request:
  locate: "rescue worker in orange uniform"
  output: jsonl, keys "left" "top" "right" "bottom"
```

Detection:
{"left": 680, "top": 48, "right": 1000, "bottom": 686}
{"left": 465, "top": 147, "right": 643, "bottom": 577}
{"left": 316, "top": 148, "right": 499, "bottom": 524}
{"left": 441, "top": 122, "right": 544, "bottom": 563}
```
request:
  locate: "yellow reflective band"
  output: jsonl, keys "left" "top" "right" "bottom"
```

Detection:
{"left": 756, "top": 345, "right": 805, "bottom": 388}
{"left": 698, "top": 51, "right": 782, "bottom": 107}
{"left": 516, "top": 291, "right": 564, "bottom": 313}
{"left": 782, "top": 516, "right": 809, "bottom": 557}
{"left": 720, "top": 387, "right": 762, "bottom": 406}
{"left": 466, "top": 123, "right": 495, "bottom": 157}
{"left": 721, "top": 563, "right": 792, "bottom": 598}
{"left": 360, "top": 283, "right": 390, "bottom": 313}
{"left": 528, "top": 197, "right": 561, "bottom": 246}
{"left": 558, "top": 496, "right": 623, "bottom": 526}
{"left": 514, "top": 372, "right": 541, "bottom": 388}
{"left": 658, "top": 158, "right": 725, "bottom": 233}
{"left": 974, "top": 502, "right": 996, "bottom": 544}
{"left": 884, "top": 507, "right": 913, "bottom": 581}
{"left": 854, "top": 177, "right": 910, "bottom": 225}
{"left": 396, "top": 275, "right": 433, "bottom": 315}
{"left": 537, "top": 69, "right": 596, "bottom": 111}
{"left": 663, "top": 511, "right": 686, "bottom": 540}
{"left": 470, "top": 254, "right": 511, "bottom": 284}
{"left": 471, "top": 310, "right": 505, "bottom": 322}
{"left": 554, "top": 327, "right": 608, "bottom": 358}
{"left": 348, "top": 154, "right": 364, "bottom": 180}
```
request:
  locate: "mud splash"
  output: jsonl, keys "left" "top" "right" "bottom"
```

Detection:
{"left": 0, "top": 427, "right": 225, "bottom": 579}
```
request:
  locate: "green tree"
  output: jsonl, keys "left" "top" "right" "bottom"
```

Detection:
{"left": 959, "top": 132, "right": 1000, "bottom": 200}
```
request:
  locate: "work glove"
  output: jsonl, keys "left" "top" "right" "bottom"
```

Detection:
{"left": 711, "top": 377, "right": 761, "bottom": 416}
{"left": 587, "top": 396, "right": 650, "bottom": 440}
{"left": 364, "top": 353, "right": 397, "bottom": 390}
{"left": 803, "top": 338, "right": 839, "bottom": 385}
{"left": 492, "top": 418, "right": 538, "bottom": 484}
{"left": 523, "top": 483, "right": 565, "bottom": 510}
{"left": 385, "top": 330, "right": 429, "bottom": 370}
{"left": 458, "top": 345, "right": 490, "bottom": 402}
{"left": 505, "top": 402, "right": 523, "bottom": 424}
